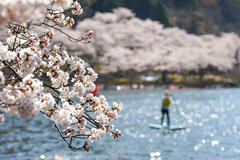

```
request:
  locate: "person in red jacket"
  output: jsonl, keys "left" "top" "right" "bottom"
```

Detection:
{"left": 92, "top": 85, "right": 99, "bottom": 96}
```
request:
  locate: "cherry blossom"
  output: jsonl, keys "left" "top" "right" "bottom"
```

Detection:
{"left": 0, "top": 0, "right": 122, "bottom": 151}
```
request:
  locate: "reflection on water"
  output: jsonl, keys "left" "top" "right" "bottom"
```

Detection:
{"left": 1, "top": 88, "right": 240, "bottom": 160}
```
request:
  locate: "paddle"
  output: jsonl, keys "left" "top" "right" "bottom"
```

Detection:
{"left": 171, "top": 95, "right": 185, "bottom": 125}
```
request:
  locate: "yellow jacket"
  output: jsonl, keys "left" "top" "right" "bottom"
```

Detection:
{"left": 162, "top": 97, "right": 171, "bottom": 107}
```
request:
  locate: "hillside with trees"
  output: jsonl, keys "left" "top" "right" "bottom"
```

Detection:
{"left": 79, "top": 0, "right": 240, "bottom": 35}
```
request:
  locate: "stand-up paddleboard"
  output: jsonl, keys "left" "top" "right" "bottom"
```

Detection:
{"left": 149, "top": 124, "right": 186, "bottom": 131}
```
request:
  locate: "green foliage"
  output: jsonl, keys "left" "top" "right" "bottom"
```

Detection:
{"left": 168, "top": 0, "right": 199, "bottom": 9}
{"left": 84, "top": 0, "right": 240, "bottom": 35}
{"left": 219, "top": 0, "right": 240, "bottom": 23}
{"left": 91, "top": 0, "right": 171, "bottom": 27}
{"left": 92, "top": 0, "right": 124, "bottom": 12}
{"left": 125, "top": 0, "right": 171, "bottom": 26}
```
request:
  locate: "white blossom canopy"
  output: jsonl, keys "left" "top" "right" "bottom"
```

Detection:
{"left": 55, "top": 8, "right": 240, "bottom": 73}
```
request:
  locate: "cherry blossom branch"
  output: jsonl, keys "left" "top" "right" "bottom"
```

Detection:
{"left": 54, "top": 123, "right": 85, "bottom": 151}
{"left": 2, "top": 61, "right": 22, "bottom": 81}
{"left": 40, "top": 22, "right": 90, "bottom": 43}
{"left": 0, "top": 0, "right": 122, "bottom": 152}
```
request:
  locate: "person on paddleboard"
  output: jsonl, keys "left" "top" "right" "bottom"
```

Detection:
{"left": 161, "top": 91, "right": 172, "bottom": 128}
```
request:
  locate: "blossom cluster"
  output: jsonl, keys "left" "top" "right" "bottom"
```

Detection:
{"left": 0, "top": 0, "right": 83, "bottom": 25}
{"left": 47, "top": 0, "right": 83, "bottom": 27}
{"left": 0, "top": 0, "right": 122, "bottom": 151}
{"left": 0, "top": 0, "right": 48, "bottom": 23}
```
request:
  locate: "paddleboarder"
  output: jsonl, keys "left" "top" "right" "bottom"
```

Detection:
{"left": 149, "top": 92, "right": 185, "bottom": 130}
{"left": 161, "top": 91, "right": 172, "bottom": 128}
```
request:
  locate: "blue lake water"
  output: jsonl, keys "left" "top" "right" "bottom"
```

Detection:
{"left": 1, "top": 88, "right": 240, "bottom": 160}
